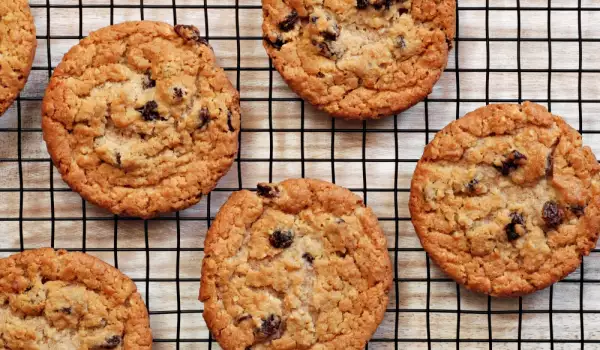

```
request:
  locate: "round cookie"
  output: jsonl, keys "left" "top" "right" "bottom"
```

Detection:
{"left": 200, "top": 179, "right": 392, "bottom": 349}
{"left": 0, "top": 248, "right": 152, "bottom": 349}
{"left": 409, "top": 102, "right": 600, "bottom": 297}
{"left": 42, "top": 21, "right": 240, "bottom": 218}
{"left": 262, "top": 0, "right": 455, "bottom": 120}
{"left": 0, "top": 0, "right": 37, "bottom": 116}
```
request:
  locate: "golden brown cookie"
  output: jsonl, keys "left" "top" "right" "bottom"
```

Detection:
{"left": 262, "top": 0, "right": 455, "bottom": 120}
{"left": 200, "top": 179, "right": 392, "bottom": 349}
{"left": 0, "top": 248, "right": 152, "bottom": 349}
{"left": 42, "top": 21, "right": 240, "bottom": 218}
{"left": 0, "top": 0, "right": 37, "bottom": 116}
{"left": 409, "top": 102, "right": 600, "bottom": 297}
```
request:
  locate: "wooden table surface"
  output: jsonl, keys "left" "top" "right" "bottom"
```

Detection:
{"left": 1, "top": 0, "right": 600, "bottom": 349}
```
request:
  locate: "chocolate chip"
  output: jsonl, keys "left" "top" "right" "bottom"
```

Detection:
{"left": 397, "top": 36, "right": 407, "bottom": 49}
{"left": 135, "top": 101, "right": 163, "bottom": 121}
{"left": 174, "top": 24, "right": 208, "bottom": 45}
{"left": 93, "top": 335, "right": 122, "bottom": 349}
{"left": 256, "top": 314, "right": 283, "bottom": 340}
{"left": 494, "top": 150, "right": 528, "bottom": 176}
{"left": 198, "top": 107, "right": 210, "bottom": 129}
{"left": 257, "top": 183, "right": 279, "bottom": 198}
{"left": 236, "top": 314, "right": 252, "bottom": 324}
{"left": 265, "top": 35, "right": 285, "bottom": 50}
{"left": 357, "top": 0, "right": 369, "bottom": 9}
{"left": 269, "top": 229, "right": 294, "bottom": 249}
{"left": 60, "top": 307, "right": 72, "bottom": 314}
{"left": 571, "top": 205, "right": 586, "bottom": 217}
{"left": 543, "top": 201, "right": 564, "bottom": 228}
{"left": 316, "top": 72, "right": 325, "bottom": 78}
{"left": 302, "top": 253, "right": 314, "bottom": 263}
{"left": 279, "top": 10, "right": 299, "bottom": 32}
{"left": 173, "top": 87, "right": 185, "bottom": 100}
{"left": 398, "top": 7, "right": 409, "bottom": 15}
{"left": 143, "top": 71, "right": 156, "bottom": 89}
{"left": 115, "top": 152, "right": 122, "bottom": 166}
{"left": 466, "top": 178, "right": 479, "bottom": 192}
{"left": 227, "top": 110, "right": 235, "bottom": 132}
{"left": 505, "top": 212, "right": 525, "bottom": 241}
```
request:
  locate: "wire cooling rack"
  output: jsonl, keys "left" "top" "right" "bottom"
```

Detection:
{"left": 1, "top": 0, "right": 600, "bottom": 349}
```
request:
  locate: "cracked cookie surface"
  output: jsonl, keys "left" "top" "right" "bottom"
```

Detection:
{"left": 262, "top": 0, "right": 455, "bottom": 119}
{"left": 200, "top": 179, "right": 392, "bottom": 349}
{"left": 0, "top": 0, "right": 37, "bottom": 116}
{"left": 0, "top": 248, "right": 152, "bottom": 349}
{"left": 409, "top": 102, "right": 600, "bottom": 297}
{"left": 42, "top": 21, "right": 240, "bottom": 218}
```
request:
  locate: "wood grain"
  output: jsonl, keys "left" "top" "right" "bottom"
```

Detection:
{"left": 1, "top": 0, "right": 600, "bottom": 348}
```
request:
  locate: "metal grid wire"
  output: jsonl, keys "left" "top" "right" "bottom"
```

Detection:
{"left": 1, "top": 0, "right": 600, "bottom": 349}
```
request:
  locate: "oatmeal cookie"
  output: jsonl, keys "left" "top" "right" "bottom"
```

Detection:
{"left": 0, "top": 0, "right": 37, "bottom": 116}
{"left": 0, "top": 248, "right": 152, "bottom": 349}
{"left": 262, "top": 0, "right": 455, "bottom": 119}
{"left": 42, "top": 21, "right": 240, "bottom": 218}
{"left": 409, "top": 102, "right": 600, "bottom": 296}
{"left": 200, "top": 179, "right": 392, "bottom": 349}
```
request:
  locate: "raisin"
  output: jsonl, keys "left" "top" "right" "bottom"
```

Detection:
{"left": 543, "top": 201, "right": 564, "bottom": 228}
{"left": 198, "top": 107, "right": 210, "bottom": 129}
{"left": 571, "top": 205, "right": 586, "bottom": 217}
{"left": 269, "top": 229, "right": 294, "bottom": 249}
{"left": 279, "top": 10, "right": 299, "bottom": 32}
{"left": 445, "top": 36, "right": 453, "bottom": 49}
{"left": 173, "top": 87, "right": 185, "bottom": 100}
{"left": 60, "top": 307, "right": 72, "bottom": 314}
{"left": 256, "top": 314, "right": 283, "bottom": 340}
{"left": 321, "top": 23, "right": 340, "bottom": 41}
{"left": 92, "top": 335, "right": 122, "bottom": 349}
{"left": 265, "top": 35, "right": 285, "bottom": 50}
{"left": 397, "top": 36, "right": 407, "bottom": 49}
{"left": 143, "top": 71, "right": 156, "bottom": 89}
{"left": 302, "top": 253, "right": 314, "bottom": 263}
{"left": 494, "top": 150, "right": 528, "bottom": 176}
{"left": 546, "top": 152, "right": 554, "bottom": 177}
{"left": 357, "top": 0, "right": 369, "bottom": 8}
{"left": 466, "top": 178, "right": 479, "bottom": 192}
{"left": 505, "top": 212, "right": 525, "bottom": 241}
{"left": 313, "top": 40, "right": 334, "bottom": 58}
{"left": 236, "top": 314, "right": 252, "bottom": 324}
{"left": 257, "top": 183, "right": 279, "bottom": 198}
{"left": 227, "top": 110, "right": 235, "bottom": 132}
{"left": 174, "top": 24, "right": 208, "bottom": 45}
{"left": 135, "top": 101, "right": 163, "bottom": 121}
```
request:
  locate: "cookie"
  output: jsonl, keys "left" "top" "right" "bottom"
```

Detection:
{"left": 200, "top": 179, "right": 392, "bottom": 349}
{"left": 0, "top": 0, "right": 37, "bottom": 116}
{"left": 42, "top": 21, "right": 240, "bottom": 218}
{"left": 262, "top": 0, "right": 455, "bottom": 120}
{"left": 0, "top": 248, "right": 152, "bottom": 349}
{"left": 409, "top": 102, "right": 600, "bottom": 297}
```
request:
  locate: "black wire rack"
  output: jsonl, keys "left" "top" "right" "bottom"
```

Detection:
{"left": 1, "top": 0, "right": 600, "bottom": 349}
